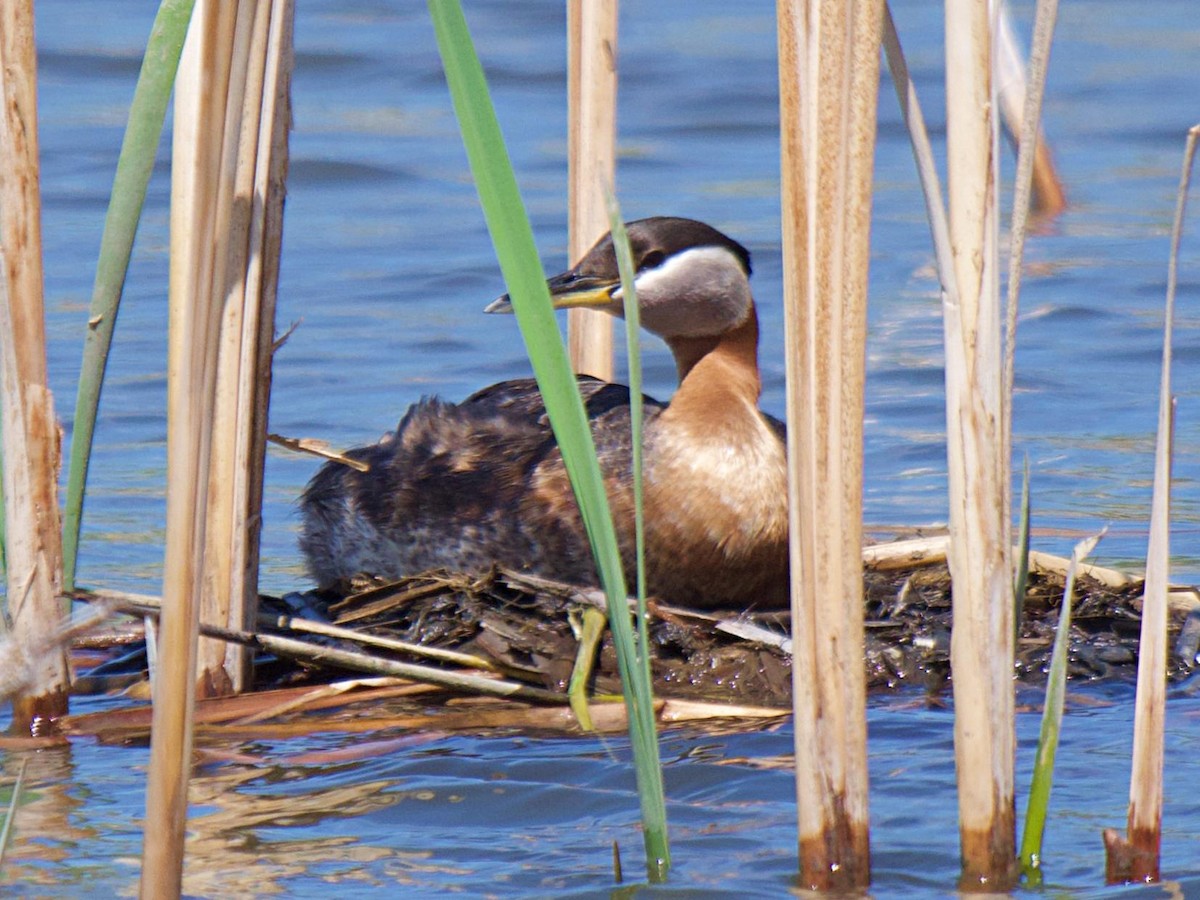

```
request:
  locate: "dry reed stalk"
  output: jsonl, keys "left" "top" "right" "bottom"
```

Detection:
{"left": 1105, "top": 124, "right": 1199, "bottom": 885}
{"left": 200, "top": 0, "right": 293, "bottom": 696}
{"left": 142, "top": 2, "right": 240, "bottom": 894}
{"left": 777, "top": 0, "right": 882, "bottom": 889}
{"left": 994, "top": 0, "right": 1065, "bottom": 216}
{"left": 0, "top": 0, "right": 71, "bottom": 729}
{"left": 64, "top": 680, "right": 431, "bottom": 735}
{"left": 1002, "top": 0, "right": 1059, "bottom": 470}
{"left": 262, "top": 612, "right": 503, "bottom": 673}
{"left": 566, "top": 0, "right": 617, "bottom": 380}
{"left": 72, "top": 692, "right": 784, "bottom": 744}
{"left": 943, "top": 0, "right": 1017, "bottom": 887}
{"left": 115, "top": 592, "right": 567, "bottom": 701}
{"left": 196, "top": 0, "right": 259, "bottom": 699}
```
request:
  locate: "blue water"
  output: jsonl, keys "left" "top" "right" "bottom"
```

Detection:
{"left": 6, "top": 683, "right": 1200, "bottom": 897}
{"left": 10, "top": 0, "right": 1200, "bottom": 895}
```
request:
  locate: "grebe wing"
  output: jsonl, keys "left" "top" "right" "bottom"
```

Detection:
{"left": 463, "top": 375, "right": 668, "bottom": 426}
{"left": 762, "top": 410, "right": 786, "bottom": 442}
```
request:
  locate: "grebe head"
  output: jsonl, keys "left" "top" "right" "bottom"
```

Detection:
{"left": 486, "top": 217, "right": 754, "bottom": 341}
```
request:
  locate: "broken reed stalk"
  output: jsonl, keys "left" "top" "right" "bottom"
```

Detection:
{"left": 994, "top": 0, "right": 1066, "bottom": 217}
{"left": 943, "top": 0, "right": 1017, "bottom": 888}
{"left": 777, "top": 0, "right": 881, "bottom": 889}
{"left": 565, "top": 0, "right": 617, "bottom": 380}
{"left": 0, "top": 0, "right": 71, "bottom": 729}
{"left": 199, "top": 0, "right": 293, "bottom": 696}
{"left": 194, "top": 0, "right": 257, "bottom": 700}
{"left": 881, "top": 3, "right": 956, "bottom": 304}
{"left": 1002, "top": 0, "right": 1060, "bottom": 470}
{"left": 1105, "top": 123, "right": 1199, "bottom": 885}
{"left": 235, "top": 0, "right": 292, "bottom": 685}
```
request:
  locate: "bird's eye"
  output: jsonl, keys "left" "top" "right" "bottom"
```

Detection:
{"left": 639, "top": 250, "right": 666, "bottom": 271}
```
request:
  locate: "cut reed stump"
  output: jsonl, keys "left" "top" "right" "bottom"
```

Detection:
{"left": 942, "top": 0, "right": 1018, "bottom": 887}
{"left": 1105, "top": 123, "right": 1200, "bottom": 886}
{"left": 778, "top": 0, "right": 883, "bottom": 889}
{"left": 0, "top": 0, "right": 71, "bottom": 729}
{"left": 200, "top": 0, "right": 293, "bottom": 696}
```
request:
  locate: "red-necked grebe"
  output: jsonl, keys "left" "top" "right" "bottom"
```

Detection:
{"left": 300, "top": 217, "right": 788, "bottom": 609}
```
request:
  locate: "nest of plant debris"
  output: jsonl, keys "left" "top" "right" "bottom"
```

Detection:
{"left": 278, "top": 535, "right": 1197, "bottom": 709}
{"left": 47, "top": 536, "right": 1199, "bottom": 747}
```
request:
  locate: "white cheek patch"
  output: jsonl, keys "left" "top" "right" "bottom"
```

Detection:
{"left": 632, "top": 246, "right": 730, "bottom": 298}
{"left": 623, "top": 246, "right": 752, "bottom": 338}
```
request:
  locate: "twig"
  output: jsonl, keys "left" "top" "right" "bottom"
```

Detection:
{"left": 108, "top": 597, "right": 564, "bottom": 705}
{"left": 259, "top": 611, "right": 502, "bottom": 672}
{"left": 716, "top": 619, "right": 792, "bottom": 654}
{"left": 267, "top": 434, "right": 369, "bottom": 471}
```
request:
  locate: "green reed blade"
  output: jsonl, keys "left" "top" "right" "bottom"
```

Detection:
{"left": 567, "top": 605, "right": 606, "bottom": 731}
{"left": 427, "top": 1, "right": 669, "bottom": 879}
{"left": 603, "top": 194, "right": 653, "bottom": 686}
{"left": 61, "top": 0, "right": 195, "bottom": 593}
{"left": 1019, "top": 529, "right": 1104, "bottom": 885}
{"left": 1013, "top": 455, "right": 1031, "bottom": 643}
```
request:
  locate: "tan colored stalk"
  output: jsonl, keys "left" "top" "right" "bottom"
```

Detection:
{"left": 200, "top": 0, "right": 293, "bottom": 695}
{"left": 1002, "top": 0, "right": 1059, "bottom": 471}
{"left": 1106, "top": 124, "right": 1199, "bottom": 885}
{"left": 994, "top": 0, "right": 1065, "bottom": 216}
{"left": 144, "top": 0, "right": 293, "bottom": 888}
{"left": 196, "top": 0, "right": 260, "bottom": 699}
{"left": 566, "top": 0, "right": 617, "bottom": 380}
{"left": 943, "top": 0, "right": 1017, "bottom": 887}
{"left": 0, "top": 0, "right": 70, "bottom": 729}
{"left": 777, "top": 0, "right": 881, "bottom": 889}
{"left": 882, "top": 5, "right": 955, "bottom": 297}
{"left": 142, "top": 3, "right": 240, "bottom": 894}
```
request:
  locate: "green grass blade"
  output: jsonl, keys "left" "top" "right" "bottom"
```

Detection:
{"left": 61, "top": 0, "right": 195, "bottom": 593}
{"left": 1013, "top": 455, "right": 1031, "bottom": 643}
{"left": 427, "top": 2, "right": 669, "bottom": 879}
{"left": 567, "top": 606, "right": 606, "bottom": 731}
{"left": 0, "top": 758, "right": 28, "bottom": 869}
{"left": 603, "top": 193, "right": 653, "bottom": 681}
{"left": 1019, "top": 528, "right": 1104, "bottom": 885}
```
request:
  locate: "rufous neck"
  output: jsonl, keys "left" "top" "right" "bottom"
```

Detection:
{"left": 665, "top": 305, "right": 762, "bottom": 402}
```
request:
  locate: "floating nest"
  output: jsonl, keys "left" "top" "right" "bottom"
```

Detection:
{"left": 30, "top": 535, "right": 1197, "bottom": 751}
{"left": 56, "top": 533, "right": 1200, "bottom": 748}
{"left": 255, "top": 534, "right": 1200, "bottom": 710}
